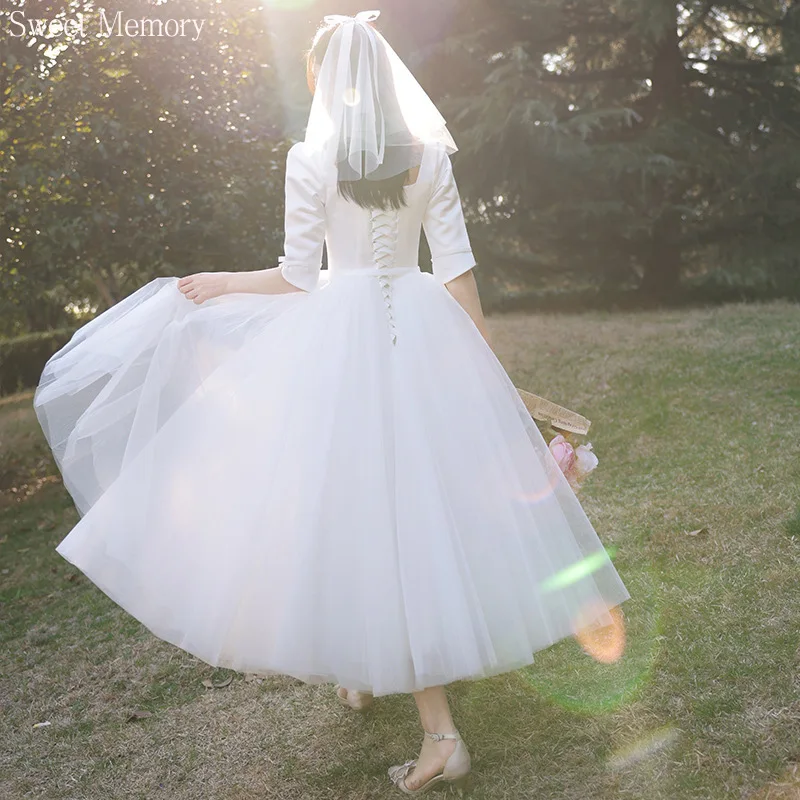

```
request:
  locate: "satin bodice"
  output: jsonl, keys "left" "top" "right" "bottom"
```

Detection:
{"left": 279, "top": 140, "right": 476, "bottom": 288}
{"left": 323, "top": 148, "right": 432, "bottom": 273}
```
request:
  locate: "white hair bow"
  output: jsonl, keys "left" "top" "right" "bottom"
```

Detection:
{"left": 323, "top": 10, "right": 380, "bottom": 26}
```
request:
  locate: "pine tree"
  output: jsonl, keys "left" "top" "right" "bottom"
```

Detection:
{"left": 419, "top": 0, "right": 800, "bottom": 300}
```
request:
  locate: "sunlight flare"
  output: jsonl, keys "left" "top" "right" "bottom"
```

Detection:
{"left": 540, "top": 546, "right": 619, "bottom": 592}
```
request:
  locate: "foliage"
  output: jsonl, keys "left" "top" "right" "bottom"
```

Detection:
{"left": 418, "top": 0, "right": 800, "bottom": 298}
{"left": 1, "top": 1, "right": 799, "bottom": 332}
{"left": 0, "top": 327, "right": 77, "bottom": 396}
{"left": 1, "top": 0, "right": 295, "bottom": 335}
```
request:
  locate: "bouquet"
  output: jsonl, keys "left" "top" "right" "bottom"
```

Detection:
{"left": 546, "top": 433, "right": 598, "bottom": 492}
{"left": 516, "top": 388, "right": 599, "bottom": 492}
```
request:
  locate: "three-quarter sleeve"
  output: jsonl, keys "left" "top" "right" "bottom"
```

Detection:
{"left": 279, "top": 143, "right": 326, "bottom": 292}
{"left": 422, "top": 148, "right": 476, "bottom": 284}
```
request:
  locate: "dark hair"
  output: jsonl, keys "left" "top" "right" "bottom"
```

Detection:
{"left": 306, "top": 22, "right": 410, "bottom": 211}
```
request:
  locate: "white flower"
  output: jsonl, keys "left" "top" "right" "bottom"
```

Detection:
{"left": 574, "top": 442, "right": 599, "bottom": 477}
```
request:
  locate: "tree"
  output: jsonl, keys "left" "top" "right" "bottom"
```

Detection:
{"left": 421, "top": 0, "right": 800, "bottom": 300}
{"left": 1, "top": 0, "right": 294, "bottom": 335}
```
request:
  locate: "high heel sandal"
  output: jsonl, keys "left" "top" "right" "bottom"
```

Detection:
{"left": 334, "top": 684, "right": 374, "bottom": 712}
{"left": 388, "top": 729, "right": 473, "bottom": 796}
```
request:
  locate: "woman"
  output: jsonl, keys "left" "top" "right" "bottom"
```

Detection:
{"left": 34, "top": 11, "right": 630, "bottom": 796}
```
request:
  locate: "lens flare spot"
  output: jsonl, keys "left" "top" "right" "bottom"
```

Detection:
{"left": 540, "top": 546, "right": 618, "bottom": 593}
{"left": 514, "top": 466, "right": 561, "bottom": 507}
{"left": 519, "top": 566, "right": 662, "bottom": 714}
{"left": 514, "top": 448, "right": 573, "bottom": 508}
{"left": 515, "top": 484, "right": 557, "bottom": 507}
{"left": 343, "top": 87, "right": 360, "bottom": 107}
{"left": 607, "top": 725, "right": 680, "bottom": 770}
{"left": 572, "top": 602, "right": 626, "bottom": 663}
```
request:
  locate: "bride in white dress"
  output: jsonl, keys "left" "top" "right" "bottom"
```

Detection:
{"left": 33, "top": 10, "right": 630, "bottom": 795}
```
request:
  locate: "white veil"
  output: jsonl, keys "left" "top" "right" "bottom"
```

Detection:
{"left": 304, "top": 10, "right": 457, "bottom": 181}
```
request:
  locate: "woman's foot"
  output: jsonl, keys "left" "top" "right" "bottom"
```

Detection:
{"left": 388, "top": 686, "right": 472, "bottom": 794}
{"left": 335, "top": 684, "right": 373, "bottom": 711}
{"left": 401, "top": 733, "right": 457, "bottom": 790}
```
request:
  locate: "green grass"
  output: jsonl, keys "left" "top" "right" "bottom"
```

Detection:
{"left": 1, "top": 299, "right": 799, "bottom": 799}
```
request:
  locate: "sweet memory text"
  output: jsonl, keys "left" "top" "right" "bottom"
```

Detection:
{"left": 7, "top": 10, "right": 206, "bottom": 42}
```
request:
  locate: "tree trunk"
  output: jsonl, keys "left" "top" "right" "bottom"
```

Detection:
{"left": 640, "top": 2, "right": 684, "bottom": 299}
{"left": 639, "top": 209, "right": 683, "bottom": 298}
{"left": 88, "top": 265, "right": 117, "bottom": 310}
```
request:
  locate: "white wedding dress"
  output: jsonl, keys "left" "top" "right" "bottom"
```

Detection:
{"left": 34, "top": 141, "right": 630, "bottom": 696}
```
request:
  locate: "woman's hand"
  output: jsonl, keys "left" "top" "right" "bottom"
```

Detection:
{"left": 177, "top": 272, "right": 231, "bottom": 305}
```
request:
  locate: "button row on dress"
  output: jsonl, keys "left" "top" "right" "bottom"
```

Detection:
{"left": 369, "top": 208, "right": 400, "bottom": 345}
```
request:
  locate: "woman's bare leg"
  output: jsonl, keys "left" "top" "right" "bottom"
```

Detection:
{"left": 402, "top": 686, "right": 459, "bottom": 790}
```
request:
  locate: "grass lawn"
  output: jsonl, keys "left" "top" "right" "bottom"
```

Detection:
{"left": 1, "top": 299, "right": 798, "bottom": 799}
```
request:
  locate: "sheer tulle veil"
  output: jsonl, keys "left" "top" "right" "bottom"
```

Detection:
{"left": 304, "top": 10, "right": 457, "bottom": 181}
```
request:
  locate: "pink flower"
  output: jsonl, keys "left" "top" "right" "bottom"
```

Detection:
{"left": 549, "top": 436, "right": 599, "bottom": 491}
{"left": 548, "top": 435, "right": 575, "bottom": 473}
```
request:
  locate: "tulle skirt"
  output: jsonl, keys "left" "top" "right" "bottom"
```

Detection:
{"left": 34, "top": 268, "right": 630, "bottom": 697}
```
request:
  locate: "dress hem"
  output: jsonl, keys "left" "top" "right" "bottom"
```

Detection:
{"left": 56, "top": 539, "right": 630, "bottom": 699}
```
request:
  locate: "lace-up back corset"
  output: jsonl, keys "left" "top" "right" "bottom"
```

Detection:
{"left": 369, "top": 208, "right": 400, "bottom": 344}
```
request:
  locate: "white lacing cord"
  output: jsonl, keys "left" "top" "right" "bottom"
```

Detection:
{"left": 369, "top": 208, "right": 400, "bottom": 345}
